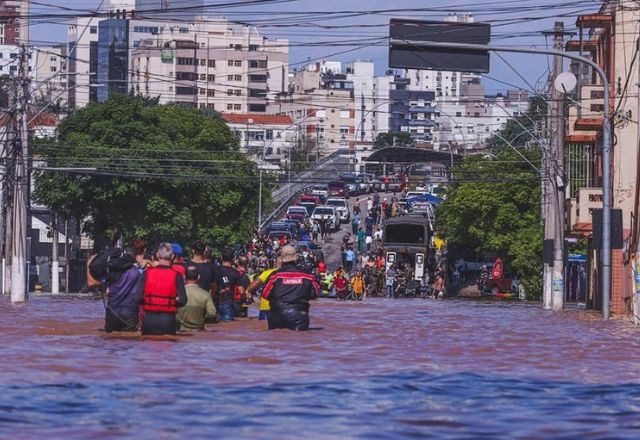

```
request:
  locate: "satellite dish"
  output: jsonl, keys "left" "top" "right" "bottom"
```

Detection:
{"left": 554, "top": 72, "right": 577, "bottom": 94}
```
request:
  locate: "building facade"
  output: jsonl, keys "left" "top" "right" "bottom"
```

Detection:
{"left": 32, "top": 45, "right": 68, "bottom": 106}
{"left": 130, "top": 18, "right": 288, "bottom": 112}
{"left": 97, "top": 18, "right": 130, "bottom": 101}
{"left": 0, "top": 0, "right": 29, "bottom": 46}
{"left": 222, "top": 113, "right": 296, "bottom": 169}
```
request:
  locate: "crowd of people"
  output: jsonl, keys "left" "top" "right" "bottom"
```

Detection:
{"left": 89, "top": 240, "right": 319, "bottom": 336}
{"left": 88, "top": 190, "right": 442, "bottom": 336}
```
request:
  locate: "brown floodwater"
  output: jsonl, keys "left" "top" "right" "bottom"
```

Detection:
{"left": 1, "top": 295, "right": 640, "bottom": 438}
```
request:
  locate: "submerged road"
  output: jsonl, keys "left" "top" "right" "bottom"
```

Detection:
{"left": 1, "top": 289, "right": 640, "bottom": 437}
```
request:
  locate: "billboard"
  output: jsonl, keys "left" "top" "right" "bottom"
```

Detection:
{"left": 389, "top": 19, "right": 491, "bottom": 73}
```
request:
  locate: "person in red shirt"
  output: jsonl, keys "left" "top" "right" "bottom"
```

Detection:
{"left": 317, "top": 260, "right": 326, "bottom": 274}
{"left": 334, "top": 268, "right": 348, "bottom": 300}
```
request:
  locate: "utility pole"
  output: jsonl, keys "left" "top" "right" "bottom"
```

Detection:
{"left": 51, "top": 212, "right": 59, "bottom": 294}
{"left": 550, "top": 22, "right": 567, "bottom": 311}
{"left": 11, "top": 45, "right": 30, "bottom": 304}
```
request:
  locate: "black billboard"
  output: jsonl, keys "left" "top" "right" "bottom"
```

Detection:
{"left": 389, "top": 19, "right": 491, "bottom": 73}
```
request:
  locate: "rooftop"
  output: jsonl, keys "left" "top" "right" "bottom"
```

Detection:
{"left": 222, "top": 113, "right": 293, "bottom": 126}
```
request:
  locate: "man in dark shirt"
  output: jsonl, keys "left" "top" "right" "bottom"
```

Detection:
{"left": 212, "top": 247, "right": 246, "bottom": 321}
{"left": 104, "top": 246, "right": 144, "bottom": 333}
{"left": 189, "top": 242, "right": 215, "bottom": 293}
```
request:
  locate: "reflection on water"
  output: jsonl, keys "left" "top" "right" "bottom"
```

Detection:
{"left": 1, "top": 296, "right": 640, "bottom": 438}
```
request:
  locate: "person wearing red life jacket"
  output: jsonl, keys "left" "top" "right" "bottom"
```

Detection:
{"left": 141, "top": 242, "right": 188, "bottom": 335}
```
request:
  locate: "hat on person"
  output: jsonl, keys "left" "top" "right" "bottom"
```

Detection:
{"left": 171, "top": 243, "right": 183, "bottom": 256}
{"left": 280, "top": 245, "right": 297, "bottom": 263}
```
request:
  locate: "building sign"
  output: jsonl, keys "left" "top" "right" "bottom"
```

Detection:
{"left": 568, "top": 253, "right": 587, "bottom": 263}
{"left": 160, "top": 49, "right": 174, "bottom": 63}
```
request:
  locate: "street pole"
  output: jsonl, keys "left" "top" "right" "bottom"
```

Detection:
{"left": 551, "top": 22, "right": 566, "bottom": 311}
{"left": 11, "top": 45, "right": 30, "bottom": 304}
{"left": 51, "top": 212, "right": 59, "bottom": 294}
{"left": 391, "top": 38, "right": 612, "bottom": 318}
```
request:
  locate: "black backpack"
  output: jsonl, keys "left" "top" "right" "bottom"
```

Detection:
{"left": 89, "top": 248, "right": 135, "bottom": 284}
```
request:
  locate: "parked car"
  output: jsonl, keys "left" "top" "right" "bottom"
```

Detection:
{"left": 368, "top": 174, "right": 382, "bottom": 192}
{"left": 386, "top": 176, "right": 405, "bottom": 193}
{"left": 265, "top": 221, "right": 296, "bottom": 237}
{"left": 326, "top": 197, "right": 350, "bottom": 223}
{"left": 287, "top": 206, "right": 309, "bottom": 218}
{"left": 328, "top": 180, "right": 350, "bottom": 198}
{"left": 285, "top": 212, "right": 306, "bottom": 224}
{"left": 311, "top": 206, "right": 339, "bottom": 231}
{"left": 299, "top": 194, "right": 322, "bottom": 206}
{"left": 310, "top": 184, "right": 329, "bottom": 202}
{"left": 267, "top": 230, "right": 293, "bottom": 242}
{"left": 298, "top": 201, "right": 317, "bottom": 216}
{"left": 358, "top": 174, "right": 371, "bottom": 193}
{"left": 339, "top": 174, "right": 362, "bottom": 195}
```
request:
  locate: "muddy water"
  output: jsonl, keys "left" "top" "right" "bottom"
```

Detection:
{"left": 1, "top": 296, "right": 640, "bottom": 438}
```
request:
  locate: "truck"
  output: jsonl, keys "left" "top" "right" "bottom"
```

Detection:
{"left": 382, "top": 216, "right": 435, "bottom": 295}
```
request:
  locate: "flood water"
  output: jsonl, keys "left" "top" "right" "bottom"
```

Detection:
{"left": 1, "top": 296, "right": 640, "bottom": 438}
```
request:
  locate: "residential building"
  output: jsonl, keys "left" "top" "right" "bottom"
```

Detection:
{"left": 564, "top": 0, "right": 639, "bottom": 315}
{"left": 0, "top": 0, "right": 29, "bottom": 45}
{"left": 32, "top": 45, "right": 68, "bottom": 107}
{"left": 221, "top": 113, "right": 296, "bottom": 169}
{"left": 131, "top": 18, "right": 288, "bottom": 112}
{"left": 270, "top": 66, "right": 355, "bottom": 157}
{"left": 135, "top": 0, "right": 205, "bottom": 21}
{"left": 97, "top": 18, "right": 130, "bottom": 101}
{"left": 0, "top": 44, "right": 35, "bottom": 78}
{"left": 389, "top": 81, "right": 437, "bottom": 143}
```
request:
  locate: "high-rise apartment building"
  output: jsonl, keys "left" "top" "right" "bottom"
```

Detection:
{"left": 0, "top": 0, "right": 29, "bottom": 45}
{"left": 131, "top": 18, "right": 288, "bottom": 112}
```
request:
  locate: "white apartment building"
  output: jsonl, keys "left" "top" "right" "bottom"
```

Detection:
{"left": 0, "top": 44, "right": 35, "bottom": 77}
{"left": 222, "top": 113, "right": 297, "bottom": 168}
{"left": 32, "top": 45, "right": 68, "bottom": 106}
{"left": 130, "top": 18, "right": 288, "bottom": 112}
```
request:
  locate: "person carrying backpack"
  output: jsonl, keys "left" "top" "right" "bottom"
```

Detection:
{"left": 89, "top": 245, "right": 142, "bottom": 333}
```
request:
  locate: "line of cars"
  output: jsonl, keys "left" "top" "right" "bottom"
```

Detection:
{"left": 311, "top": 173, "right": 405, "bottom": 200}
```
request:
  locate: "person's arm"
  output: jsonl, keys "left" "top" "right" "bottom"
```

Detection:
{"left": 175, "top": 274, "right": 188, "bottom": 307}
{"left": 205, "top": 294, "right": 216, "bottom": 319}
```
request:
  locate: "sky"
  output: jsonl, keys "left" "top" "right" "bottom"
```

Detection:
{"left": 28, "top": 0, "right": 606, "bottom": 95}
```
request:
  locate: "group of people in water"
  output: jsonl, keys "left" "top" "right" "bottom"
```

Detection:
{"left": 90, "top": 239, "right": 319, "bottom": 335}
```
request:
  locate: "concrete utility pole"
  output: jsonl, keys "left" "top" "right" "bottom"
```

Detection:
{"left": 51, "top": 213, "right": 59, "bottom": 294}
{"left": 11, "top": 45, "right": 30, "bottom": 304}
{"left": 550, "top": 22, "right": 566, "bottom": 311}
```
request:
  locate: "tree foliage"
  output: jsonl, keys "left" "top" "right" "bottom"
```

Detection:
{"left": 373, "top": 131, "right": 413, "bottom": 149}
{"left": 33, "top": 95, "right": 265, "bottom": 250}
{"left": 436, "top": 99, "right": 547, "bottom": 298}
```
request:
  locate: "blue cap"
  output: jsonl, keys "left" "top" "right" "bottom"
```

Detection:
{"left": 171, "top": 243, "right": 183, "bottom": 256}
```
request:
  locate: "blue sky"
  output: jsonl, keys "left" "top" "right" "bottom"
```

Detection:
{"left": 29, "top": 0, "right": 604, "bottom": 95}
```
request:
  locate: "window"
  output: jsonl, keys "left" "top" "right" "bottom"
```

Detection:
{"left": 90, "top": 26, "right": 97, "bottom": 34}
{"left": 50, "top": 56, "right": 57, "bottom": 62}
{"left": 176, "top": 86, "right": 196, "bottom": 95}
{"left": 207, "top": 89, "right": 215, "bottom": 97}
{"left": 340, "top": 126, "right": 349, "bottom": 136}
{"left": 234, "top": 89, "right": 241, "bottom": 96}
{"left": 455, "top": 111, "right": 462, "bottom": 117}
{"left": 234, "top": 75, "right": 242, "bottom": 81}
{"left": 234, "top": 60, "right": 242, "bottom": 67}
{"left": 227, "top": 104, "right": 233, "bottom": 110}
{"left": 177, "top": 57, "right": 194, "bottom": 66}
{"left": 208, "top": 103, "right": 215, "bottom": 109}
{"left": 316, "top": 110, "right": 326, "bottom": 118}
{"left": 248, "top": 74, "right": 267, "bottom": 83}
{"left": 179, "top": 27, "right": 189, "bottom": 33}
{"left": 176, "top": 72, "right": 195, "bottom": 80}
{"left": 199, "top": 88, "right": 205, "bottom": 95}
{"left": 208, "top": 60, "right": 215, "bottom": 68}
{"left": 200, "top": 59, "right": 206, "bottom": 66}
{"left": 227, "top": 74, "right": 234, "bottom": 81}
{"left": 249, "top": 44, "right": 259, "bottom": 51}
{"left": 228, "top": 60, "right": 234, "bottom": 67}
{"left": 249, "top": 104, "right": 267, "bottom": 113}
{"left": 50, "top": 66, "right": 57, "bottom": 72}
{"left": 207, "top": 74, "right": 215, "bottom": 82}
{"left": 200, "top": 74, "right": 206, "bottom": 80}
{"left": 340, "top": 110, "right": 350, "bottom": 119}
{"left": 234, "top": 104, "right": 242, "bottom": 111}
{"left": 249, "top": 60, "right": 267, "bottom": 68}
{"left": 248, "top": 131, "right": 265, "bottom": 141}
{"left": 266, "top": 129, "right": 273, "bottom": 140}
{"left": 227, "top": 89, "right": 234, "bottom": 96}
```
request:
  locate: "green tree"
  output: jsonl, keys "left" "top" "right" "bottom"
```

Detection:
{"left": 373, "top": 131, "right": 412, "bottom": 149}
{"left": 33, "top": 95, "right": 267, "bottom": 250}
{"left": 436, "top": 99, "right": 547, "bottom": 298}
